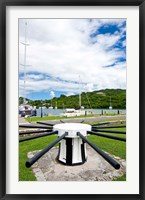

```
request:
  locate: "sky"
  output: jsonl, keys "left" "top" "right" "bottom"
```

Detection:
{"left": 19, "top": 18, "right": 126, "bottom": 100}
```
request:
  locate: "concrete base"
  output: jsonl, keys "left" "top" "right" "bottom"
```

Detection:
{"left": 27, "top": 145, "right": 126, "bottom": 181}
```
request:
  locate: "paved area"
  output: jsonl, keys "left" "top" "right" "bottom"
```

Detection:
{"left": 22, "top": 115, "right": 126, "bottom": 126}
{"left": 28, "top": 145, "right": 126, "bottom": 181}
{"left": 49, "top": 115, "right": 126, "bottom": 124}
{"left": 19, "top": 116, "right": 27, "bottom": 124}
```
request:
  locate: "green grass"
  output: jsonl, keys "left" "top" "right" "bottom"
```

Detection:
{"left": 114, "top": 174, "right": 126, "bottom": 181}
{"left": 26, "top": 115, "right": 97, "bottom": 122}
{"left": 19, "top": 135, "right": 57, "bottom": 181}
{"left": 19, "top": 125, "right": 126, "bottom": 181}
{"left": 88, "top": 128, "right": 126, "bottom": 159}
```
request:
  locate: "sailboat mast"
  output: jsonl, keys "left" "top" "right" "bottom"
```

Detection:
{"left": 21, "top": 21, "right": 31, "bottom": 104}
{"left": 109, "top": 96, "right": 112, "bottom": 109}
{"left": 79, "top": 93, "right": 81, "bottom": 108}
{"left": 23, "top": 21, "right": 27, "bottom": 104}
{"left": 55, "top": 101, "right": 57, "bottom": 109}
{"left": 79, "top": 75, "right": 81, "bottom": 108}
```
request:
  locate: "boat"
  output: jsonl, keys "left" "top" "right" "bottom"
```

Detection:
{"left": 19, "top": 104, "right": 37, "bottom": 117}
{"left": 62, "top": 90, "right": 86, "bottom": 117}
{"left": 62, "top": 93, "right": 86, "bottom": 117}
{"left": 39, "top": 106, "right": 46, "bottom": 109}
{"left": 49, "top": 99, "right": 53, "bottom": 109}
{"left": 63, "top": 108, "right": 85, "bottom": 117}
{"left": 49, "top": 106, "right": 53, "bottom": 109}
{"left": 62, "top": 76, "right": 96, "bottom": 117}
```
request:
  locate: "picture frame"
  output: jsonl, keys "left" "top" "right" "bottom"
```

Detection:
{"left": 0, "top": 0, "right": 145, "bottom": 199}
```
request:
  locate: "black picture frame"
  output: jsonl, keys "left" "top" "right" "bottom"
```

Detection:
{"left": 0, "top": 0, "right": 145, "bottom": 199}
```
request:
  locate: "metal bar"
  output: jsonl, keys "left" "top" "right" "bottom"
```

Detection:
{"left": 92, "top": 125, "right": 126, "bottom": 129}
{"left": 37, "top": 122, "right": 54, "bottom": 126}
{"left": 77, "top": 132, "right": 120, "bottom": 169}
{"left": 19, "top": 129, "right": 53, "bottom": 135}
{"left": 91, "top": 128, "right": 126, "bottom": 134}
{"left": 19, "top": 124, "right": 51, "bottom": 129}
{"left": 19, "top": 130, "right": 58, "bottom": 142}
{"left": 60, "top": 120, "right": 65, "bottom": 123}
{"left": 25, "top": 132, "right": 68, "bottom": 168}
{"left": 92, "top": 122, "right": 110, "bottom": 126}
{"left": 87, "top": 131, "right": 126, "bottom": 142}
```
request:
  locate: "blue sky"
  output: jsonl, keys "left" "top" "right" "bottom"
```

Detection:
{"left": 19, "top": 19, "right": 126, "bottom": 100}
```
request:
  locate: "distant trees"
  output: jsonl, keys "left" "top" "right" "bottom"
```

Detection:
{"left": 19, "top": 89, "right": 126, "bottom": 109}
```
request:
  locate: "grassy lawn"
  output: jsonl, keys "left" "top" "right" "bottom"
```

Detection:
{"left": 19, "top": 125, "right": 126, "bottom": 181}
{"left": 19, "top": 135, "right": 58, "bottom": 181}
{"left": 26, "top": 114, "right": 97, "bottom": 122}
{"left": 88, "top": 128, "right": 126, "bottom": 159}
{"left": 114, "top": 174, "right": 126, "bottom": 181}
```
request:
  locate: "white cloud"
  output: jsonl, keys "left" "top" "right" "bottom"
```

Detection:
{"left": 94, "top": 33, "right": 120, "bottom": 49}
{"left": 19, "top": 19, "right": 126, "bottom": 97}
{"left": 85, "top": 83, "right": 94, "bottom": 92}
{"left": 122, "top": 40, "right": 126, "bottom": 47}
{"left": 26, "top": 74, "right": 44, "bottom": 80}
{"left": 50, "top": 91, "right": 55, "bottom": 98}
{"left": 66, "top": 92, "right": 76, "bottom": 96}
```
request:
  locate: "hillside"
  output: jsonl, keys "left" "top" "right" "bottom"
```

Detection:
{"left": 19, "top": 89, "right": 126, "bottom": 109}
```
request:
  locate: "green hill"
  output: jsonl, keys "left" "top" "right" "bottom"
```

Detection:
{"left": 19, "top": 89, "right": 126, "bottom": 109}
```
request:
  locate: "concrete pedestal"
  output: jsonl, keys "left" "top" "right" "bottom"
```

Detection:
{"left": 53, "top": 123, "right": 91, "bottom": 165}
